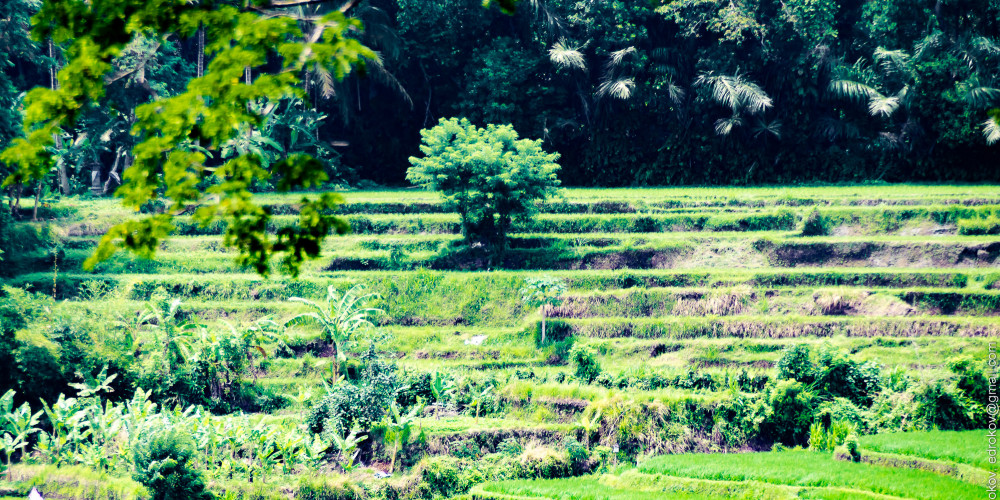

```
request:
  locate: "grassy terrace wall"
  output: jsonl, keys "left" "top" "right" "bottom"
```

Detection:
{"left": 2, "top": 185, "right": 998, "bottom": 499}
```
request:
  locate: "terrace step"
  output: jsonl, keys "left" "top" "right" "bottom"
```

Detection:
{"left": 9, "top": 268, "right": 987, "bottom": 302}
{"left": 567, "top": 315, "right": 1000, "bottom": 339}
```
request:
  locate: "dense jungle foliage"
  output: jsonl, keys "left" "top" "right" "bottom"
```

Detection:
{"left": 1, "top": 0, "right": 999, "bottom": 198}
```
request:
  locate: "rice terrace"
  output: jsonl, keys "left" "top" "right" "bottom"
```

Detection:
{"left": 1, "top": 0, "right": 1000, "bottom": 499}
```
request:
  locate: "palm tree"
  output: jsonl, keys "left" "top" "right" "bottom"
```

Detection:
{"left": 694, "top": 71, "right": 773, "bottom": 137}
{"left": 285, "top": 284, "right": 381, "bottom": 375}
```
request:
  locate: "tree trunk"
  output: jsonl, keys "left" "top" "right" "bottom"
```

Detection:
{"left": 90, "top": 160, "right": 102, "bottom": 195}
{"left": 197, "top": 24, "right": 205, "bottom": 79}
{"left": 541, "top": 305, "right": 547, "bottom": 344}
{"left": 49, "top": 40, "right": 70, "bottom": 195}
{"left": 32, "top": 183, "right": 41, "bottom": 221}
{"left": 13, "top": 183, "right": 22, "bottom": 214}
{"left": 102, "top": 147, "right": 123, "bottom": 194}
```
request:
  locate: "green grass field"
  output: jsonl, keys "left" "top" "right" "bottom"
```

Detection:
{"left": 4, "top": 185, "right": 999, "bottom": 499}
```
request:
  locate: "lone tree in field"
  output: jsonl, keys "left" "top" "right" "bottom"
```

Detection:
{"left": 407, "top": 117, "right": 561, "bottom": 255}
{"left": 520, "top": 275, "right": 566, "bottom": 344}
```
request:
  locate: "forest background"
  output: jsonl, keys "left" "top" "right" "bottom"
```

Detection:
{"left": 1, "top": 0, "right": 999, "bottom": 193}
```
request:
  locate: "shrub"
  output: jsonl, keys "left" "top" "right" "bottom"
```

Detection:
{"left": 951, "top": 358, "right": 989, "bottom": 412}
{"left": 801, "top": 209, "right": 830, "bottom": 236}
{"left": 843, "top": 433, "right": 861, "bottom": 462}
{"left": 296, "top": 476, "right": 362, "bottom": 500}
{"left": 307, "top": 347, "right": 400, "bottom": 435}
{"left": 531, "top": 318, "right": 575, "bottom": 365}
{"left": 407, "top": 117, "right": 561, "bottom": 252}
{"left": 132, "top": 429, "right": 213, "bottom": 500}
{"left": 814, "top": 398, "right": 869, "bottom": 434}
{"left": 570, "top": 345, "right": 601, "bottom": 383}
{"left": 776, "top": 344, "right": 814, "bottom": 383}
{"left": 813, "top": 348, "right": 881, "bottom": 406}
{"left": 519, "top": 444, "right": 571, "bottom": 479}
{"left": 808, "top": 419, "right": 854, "bottom": 452}
{"left": 561, "top": 436, "right": 590, "bottom": 475}
{"left": 417, "top": 456, "right": 467, "bottom": 498}
{"left": 497, "top": 438, "right": 522, "bottom": 456}
{"left": 914, "top": 382, "right": 973, "bottom": 430}
{"left": 712, "top": 392, "right": 765, "bottom": 447}
{"left": 761, "top": 379, "right": 817, "bottom": 446}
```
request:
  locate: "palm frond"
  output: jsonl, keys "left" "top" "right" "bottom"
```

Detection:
{"left": 814, "top": 116, "right": 859, "bottom": 142}
{"left": 665, "top": 78, "right": 685, "bottom": 106}
{"left": 549, "top": 39, "right": 587, "bottom": 71}
{"left": 596, "top": 77, "right": 635, "bottom": 100}
{"left": 973, "top": 36, "right": 1000, "bottom": 56}
{"left": 695, "top": 72, "right": 772, "bottom": 115}
{"left": 827, "top": 79, "right": 883, "bottom": 102}
{"left": 752, "top": 118, "right": 782, "bottom": 139}
{"left": 965, "top": 87, "right": 1000, "bottom": 108}
{"left": 607, "top": 46, "right": 637, "bottom": 68}
{"left": 984, "top": 115, "right": 1000, "bottom": 145}
{"left": 913, "top": 32, "right": 941, "bottom": 60}
{"left": 364, "top": 52, "right": 413, "bottom": 108}
{"left": 873, "top": 47, "right": 911, "bottom": 77}
{"left": 867, "top": 95, "right": 900, "bottom": 117}
{"left": 714, "top": 115, "right": 744, "bottom": 136}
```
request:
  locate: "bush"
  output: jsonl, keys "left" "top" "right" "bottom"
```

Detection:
{"left": 307, "top": 347, "right": 400, "bottom": 435}
{"left": 952, "top": 358, "right": 989, "bottom": 412}
{"left": 814, "top": 398, "right": 869, "bottom": 434}
{"left": 808, "top": 419, "right": 854, "bottom": 452}
{"left": 296, "top": 476, "right": 362, "bottom": 500}
{"left": 801, "top": 209, "right": 830, "bottom": 236}
{"left": 562, "top": 436, "right": 590, "bottom": 474}
{"left": 569, "top": 345, "right": 601, "bottom": 384}
{"left": 776, "top": 344, "right": 814, "bottom": 383}
{"left": 132, "top": 429, "right": 213, "bottom": 500}
{"left": 837, "top": 434, "right": 861, "bottom": 462}
{"left": 914, "top": 382, "right": 973, "bottom": 430}
{"left": 813, "top": 348, "right": 881, "bottom": 406}
{"left": 518, "top": 444, "right": 571, "bottom": 479}
{"left": 761, "top": 379, "right": 817, "bottom": 446}
{"left": 407, "top": 117, "right": 561, "bottom": 252}
{"left": 417, "top": 456, "right": 467, "bottom": 498}
{"left": 497, "top": 438, "right": 522, "bottom": 456}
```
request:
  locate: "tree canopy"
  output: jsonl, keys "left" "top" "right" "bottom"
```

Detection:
{"left": 1, "top": 0, "right": 374, "bottom": 276}
{"left": 407, "top": 117, "right": 561, "bottom": 252}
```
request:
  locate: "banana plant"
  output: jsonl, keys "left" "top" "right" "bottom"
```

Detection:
{"left": 68, "top": 365, "right": 118, "bottom": 398}
{"left": 519, "top": 276, "right": 567, "bottom": 344}
{"left": 285, "top": 284, "right": 382, "bottom": 376}
{"left": 1, "top": 391, "right": 42, "bottom": 480}
{"left": 384, "top": 400, "right": 422, "bottom": 473}
{"left": 247, "top": 419, "right": 280, "bottom": 482}
{"left": 38, "top": 393, "right": 82, "bottom": 465}
{"left": 578, "top": 408, "right": 602, "bottom": 449}
{"left": 331, "top": 422, "right": 367, "bottom": 471}
{"left": 430, "top": 372, "right": 456, "bottom": 409}
{"left": 469, "top": 385, "right": 494, "bottom": 423}
{"left": 272, "top": 431, "right": 305, "bottom": 475}
{"left": 1, "top": 433, "right": 25, "bottom": 480}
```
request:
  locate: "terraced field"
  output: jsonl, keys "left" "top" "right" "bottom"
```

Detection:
{"left": 472, "top": 430, "right": 994, "bottom": 499}
{"left": 3, "top": 185, "right": 998, "bottom": 498}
